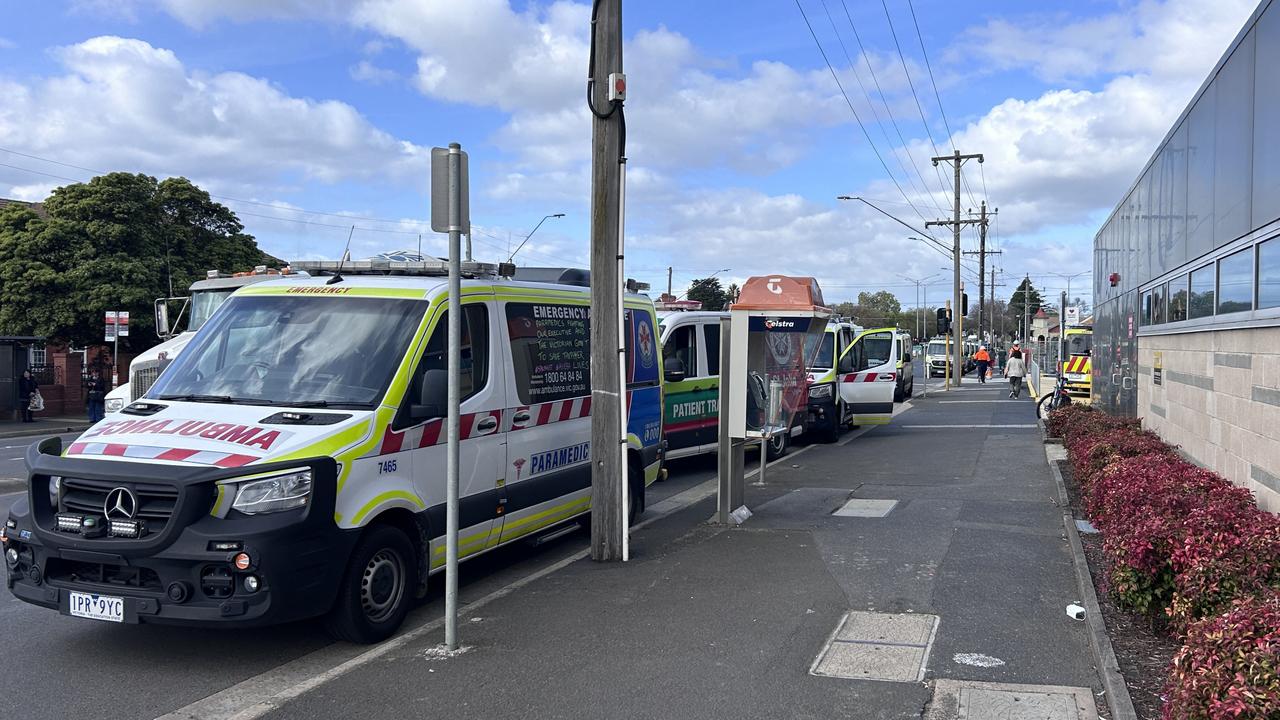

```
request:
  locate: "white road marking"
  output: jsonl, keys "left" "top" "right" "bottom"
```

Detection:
{"left": 899, "top": 424, "right": 1038, "bottom": 429}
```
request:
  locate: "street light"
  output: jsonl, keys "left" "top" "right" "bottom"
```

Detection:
{"left": 898, "top": 272, "right": 940, "bottom": 340}
{"left": 1048, "top": 271, "right": 1091, "bottom": 312}
{"left": 508, "top": 213, "right": 566, "bottom": 263}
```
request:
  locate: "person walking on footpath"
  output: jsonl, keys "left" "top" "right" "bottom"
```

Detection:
{"left": 1005, "top": 349, "right": 1027, "bottom": 399}
{"left": 973, "top": 345, "right": 991, "bottom": 384}
{"left": 85, "top": 371, "right": 106, "bottom": 423}
{"left": 19, "top": 369, "right": 38, "bottom": 423}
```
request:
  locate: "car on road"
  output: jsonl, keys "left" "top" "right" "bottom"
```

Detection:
{"left": 5, "top": 261, "right": 664, "bottom": 643}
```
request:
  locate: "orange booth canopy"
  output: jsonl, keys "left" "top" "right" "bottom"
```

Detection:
{"left": 730, "top": 276, "right": 832, "bottom": 315}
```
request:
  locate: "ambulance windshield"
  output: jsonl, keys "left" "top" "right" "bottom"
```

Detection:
{"left": 805, "top": 332, "right": 834, "bottom": 369}
{"left": 149, "top": 294, "right": 426, "bottom": 407}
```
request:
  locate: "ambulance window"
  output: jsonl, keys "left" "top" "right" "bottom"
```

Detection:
{"left": 704, "top": 323, "right": 721, "bottom": 376}
{"left": 664, "top": 324, "right": 698, "bottom": 379}
{"left": 506, "top": 302, "right": 591, "bottom": 404}
{"left": 859, "top": 332, "right": 894, "bottom": 370}
{"left": 407, "top": 305, "right": 489, "bottom": 409}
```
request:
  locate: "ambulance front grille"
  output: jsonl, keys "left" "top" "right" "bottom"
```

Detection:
{"left": 130, "top": 362, "right": 161, "bottom": 401}
{"left": 59, "top": 477, "right": 180, "bottom": 532}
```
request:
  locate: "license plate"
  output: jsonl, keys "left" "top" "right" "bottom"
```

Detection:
{"left": 68, "top": 591, "right": 125, "bottom": 623}
{"left": 1067, "top": 373, "right": 1087, "bottom": 381}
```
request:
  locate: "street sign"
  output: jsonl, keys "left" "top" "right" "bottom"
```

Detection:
{"left": 430, "top": 146, "right": 469, "bottom": 235}
{"left": 105, "top": 311, "right": 130, "bottom": 340}
{"left": 1065, "top": 306, "right": 1080, "bottom": 325}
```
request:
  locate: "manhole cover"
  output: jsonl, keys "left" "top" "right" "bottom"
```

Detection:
{"left": 926, "top": 680, "right": 1099, "bottom": 720}
{"left": 832, "top": 499, "right": 898, "bottom": 517}
{"left": 810, "top": 611, "right": 939, "bottom": 682}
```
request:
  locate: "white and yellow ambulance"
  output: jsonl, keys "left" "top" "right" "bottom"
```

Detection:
{"left": 4, "top": 261, "right": 664, "bottom": 643}
{"left": 833, "top": 327, "right": 902, "bottom": 426}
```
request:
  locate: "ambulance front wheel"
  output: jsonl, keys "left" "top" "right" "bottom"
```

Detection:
{"left": 766, "top": 432, "right": 787, "bottom": 460}
{"left": 325, "top": 524, "right": 416, "bottom": 644}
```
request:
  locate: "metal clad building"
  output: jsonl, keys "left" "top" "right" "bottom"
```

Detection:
{"left": 1093, "top": 0, "right": 1280, "bottom": 510}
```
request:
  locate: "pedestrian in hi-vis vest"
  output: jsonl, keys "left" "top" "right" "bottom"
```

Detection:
{"left": 973, "top": 346, "right": 991, "bottom": 384}
{"left": 1004, "top": 349, "right": 1027, "bottom": 399}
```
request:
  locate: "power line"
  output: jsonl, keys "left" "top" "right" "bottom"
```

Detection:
{"left": 793, "top": 0, "right": 937, "bottom": 233}
{"left": 878, "top": 0, "right": 952, "bottom": 205}
{"left": 819, "top": 0, "right": 945, "bottom": 218}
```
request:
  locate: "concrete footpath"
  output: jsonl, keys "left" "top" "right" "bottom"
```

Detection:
{"left": 0, "top": 415, "right": 91, "bottom": 440}
{"left": 266, "top": 382, "right": 1102, "bottom": 720}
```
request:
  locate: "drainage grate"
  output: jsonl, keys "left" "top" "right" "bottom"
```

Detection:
{"left": 832, "top": 499, "right": 898, "bottom": 517}
{"left": 926, "top": 680, "right": 1099, "bottom": 720}
{"left": 810, "top": 611, "right": 939, "bottom": 682}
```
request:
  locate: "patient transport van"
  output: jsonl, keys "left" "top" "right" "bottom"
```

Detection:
{"left": 4, "top": 261, "right": 663, "bottom": 643}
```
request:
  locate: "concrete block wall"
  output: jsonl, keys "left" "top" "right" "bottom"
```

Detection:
{"left": 1138, "top": 327, "right": 1280, "bottom": 512}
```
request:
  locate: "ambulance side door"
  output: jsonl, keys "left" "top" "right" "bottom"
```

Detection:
{"left": 405, "top": 297, "right": 505, "bottom": 568}
{"left": 660, "top": 318, "right": 710, "bottom": 456}
{"left": 497, "top": 298, "right": 594, "bottom": 544}
{"left": 837, "top": 329, "right": 899, "bottom": 425}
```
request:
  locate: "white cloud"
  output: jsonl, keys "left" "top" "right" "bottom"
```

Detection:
{"left": 0, "top": 38, "right": 16, "bottom": 50}
{"left": 958, "top": 0, "right": 1256, "bottom": 83}
{"left": 0, "top": 36, "right": 428, "bottom": 198}
{"left": 349, "top": 59, "right": 397, "bottom": 84}
{"left": 154, "top": 0, "right": 361, "bottom": 27}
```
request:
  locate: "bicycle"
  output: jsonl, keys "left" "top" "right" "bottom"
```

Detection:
{"left": 1036, "top": 373, "right": 1073, "bottom": 420}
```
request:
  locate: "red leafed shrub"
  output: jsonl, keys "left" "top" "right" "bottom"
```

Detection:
{"left": 1045, "top": 403, "right": 1097, "bottom": 438}
{"left": 1089, "top": 455, "right": 1241, "bottom": 617}
{"left": 1163, "top": 590, "right": 1280, "bottom": 720}
{"left": 1167, "top": 507, "right": 1280, "bottom": 634}
{"left": 1068, "top": 426, "right": 1174, "bottom": 495}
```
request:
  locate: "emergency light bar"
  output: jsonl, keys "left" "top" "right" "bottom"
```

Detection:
{"left": 293, "top": 260, "right": 502, "bottom": 278}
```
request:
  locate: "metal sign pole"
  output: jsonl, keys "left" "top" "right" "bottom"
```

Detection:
{"left": 444, "top": 142, "right": 463, "bottom": 651}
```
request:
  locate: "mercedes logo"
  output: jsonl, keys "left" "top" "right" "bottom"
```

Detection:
{"left": 104, "top": 487, "right": 138, "bottom": 520}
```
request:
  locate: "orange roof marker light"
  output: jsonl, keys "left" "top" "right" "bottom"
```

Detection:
{"left": 726, "top": 276, "right": 833, "bottom": 444}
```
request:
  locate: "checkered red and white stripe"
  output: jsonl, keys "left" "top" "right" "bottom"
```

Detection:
{"left": 66, "top": 441, "right": 258, "bottom": 468}
{"left": 374, "top": 396, "right": 598, "bottom": 457}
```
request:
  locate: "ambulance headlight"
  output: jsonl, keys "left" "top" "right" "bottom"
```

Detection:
{"left": 231, "top": 470, "right": 313, "bottom": 515}
{"left": 808, "top": 383, "right": 834, "bottom": 399}
{"left": 105, "top": 397, "right": 125, "bottom": 414}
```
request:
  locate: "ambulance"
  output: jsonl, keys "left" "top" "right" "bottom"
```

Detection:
{"left": 804, "top": 321, "right": 858, "bottom": 442}
{"left": 657, "top": 310, "right": 736, "bottom": 458}
{"left": 892, "top": 330, "right": 915, "bottom": 401}
{"left": 1061, "top": 325, "right": 1093, "bottom": 399}
{"left": 4, "top": 261, "right": 664, "bottom": 643}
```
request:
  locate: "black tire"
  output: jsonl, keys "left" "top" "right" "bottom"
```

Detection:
{"left": 766, "top": 431, "right": 788, "bottom": 460}
{"left": 325, "top": 524, "right": 416, "bottom": 644}
{"left": 1036, "top": 393, "right": 1054, "bottom": 420}
{"left": 893, "top": 383, "right": 904, "bottom": 402}
{"left": 628, "top": 466, "right": 645, "bottom": 526}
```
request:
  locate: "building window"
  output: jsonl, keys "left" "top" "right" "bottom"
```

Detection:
{"left": 1152, "top": 283, "right": 1167, "bottom": 324}
{"left": 1259, "top": 236, "right": 1280, "bottom": 309}
{"left": 28, "top": 347, "right": 46, "bottom": 366}
{"left": 1217, "top": 247, "right": 1254, "bottom": 314}
{"left": 1189, "top": 264, "right": 1216, "bottom": 319}
{"left": 1169, "top": 274, "right": 1189, "bottom": 322}
{"left": 1141, "top": 290, "right": 1154, "bottom": 326}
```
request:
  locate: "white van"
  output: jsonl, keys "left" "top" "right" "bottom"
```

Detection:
{"left": 6, "top": 261, "right": 664, "bottom": 643}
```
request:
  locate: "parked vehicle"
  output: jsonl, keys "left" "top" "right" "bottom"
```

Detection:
{"left": 893, "top": 330, "right": 914, "bottom": 401}
{"left": 805, "top": 321, "right": 858, "bottom": 442}
{"left": 1060, "top": 325, "right": 1093, "bottom": 399}
{"left": 658, "top": 310, "right": 729, "bottom": 459}
{"left": 834, "top": 327, "right": 902, "bottom": 427}
{"left": 6, "top": 261, "right": 663, "bottom": 643}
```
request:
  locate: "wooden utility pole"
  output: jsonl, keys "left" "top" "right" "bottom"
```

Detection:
{"left": 927, "top": 150, "right": 983, "bottom": 387}
{"left": 588, "top": 0, "right": 626, "bottom": 562}
{"left": 667, "top": 266, "right": 672, "bottom": 297}
{"left": 963, "top": 202, "right": 1000, "bottom": 343}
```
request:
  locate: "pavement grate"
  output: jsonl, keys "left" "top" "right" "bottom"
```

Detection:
{"left": 810, "top": 611, "right": 939, "bottom": 682}
{"left": 832, "top": 498, "right": 898, "bottom": 517}
{"left": 926, "top": 680, "right": 1099, "bottom": 720}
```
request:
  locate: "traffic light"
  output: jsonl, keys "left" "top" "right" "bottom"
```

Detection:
{"left": 962, "top": 293, "right": 969, "bottom": 316}
{"left": 936, "top": 307, "right": 951, "bottom": 334}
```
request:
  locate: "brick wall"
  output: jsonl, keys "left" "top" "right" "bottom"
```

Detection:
{"left": 1138, "top": 327, "right": 1280, "bottom": 512}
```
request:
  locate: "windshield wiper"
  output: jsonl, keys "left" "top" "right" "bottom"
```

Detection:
{"left": 276, "top": 400, "right": 374, "bottom": 409}
{"left": 157, "top": 394, "right": 273, "bottom": 405}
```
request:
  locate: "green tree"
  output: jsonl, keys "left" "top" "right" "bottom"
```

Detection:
{"left": 0, "top": 173, "right": 279, "bottom": 350}
{"left": 1008, "top": 278, "right": 1043, "bottom": 329}
{"left": 857, "top": 290, "right": 901, "bottom": 316}
{"left": 686, "top": 277, "right": 729, "bottom": 310}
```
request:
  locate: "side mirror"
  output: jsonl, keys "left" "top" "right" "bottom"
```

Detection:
{"left": 411, "top": 368, "right": 449, "bottom": 420}
{"left": 903, "top": 351, "right": 912, "bottom": 361}
{"left": 838, "top": 354, "right": 854, "bottom": 374}
{"left": 664, "top": 368, "right": 686, "bottom": 383}
{"left": 155, "top": 301, "right": 170, "bottom": 338}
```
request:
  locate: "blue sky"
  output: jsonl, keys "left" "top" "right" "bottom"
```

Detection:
{"left": 0, "top": 0, "right": 1260, "bottom": 306}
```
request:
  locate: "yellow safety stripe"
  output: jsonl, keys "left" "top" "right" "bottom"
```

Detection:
{"left": 210, "top": 484, "right": 231, "bottom": 518}
{"left": 350, "top": 490, "right": 425, "bottom": 525}
{"left": 498, "top": 497, "right": 591, "bottom": 541}
{"left": 432, "top": 530, "right": 492, "bottom": 555}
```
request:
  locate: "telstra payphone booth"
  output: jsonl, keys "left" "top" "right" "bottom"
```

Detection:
{"left": 716, "top": 276, "right": 832, "bottom": 524}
